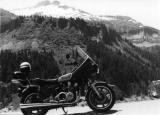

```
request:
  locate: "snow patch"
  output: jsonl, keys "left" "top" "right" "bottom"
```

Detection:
{"left": 98, "top": 16, "right": 116, "bottom": 21}
{"left": 12, "top": 4, "right": 94, "bottom": 20}
{"left": 134, "top": 41, "right": 160, "bottom": 47}
{"left": 128, "top": 19, "right": 137, "bottom": 24}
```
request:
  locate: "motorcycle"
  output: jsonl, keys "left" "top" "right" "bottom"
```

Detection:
{"left": 11, "top": 46, "right": 116, "bottom": 115}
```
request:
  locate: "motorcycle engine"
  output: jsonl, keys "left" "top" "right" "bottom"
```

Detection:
{"left": 55, "top": 91, "right": 75, "bottom": 102}
{"left": 54, "top": 81, "right": 78, "bottom": 102}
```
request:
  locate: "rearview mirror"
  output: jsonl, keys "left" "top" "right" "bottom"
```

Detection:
{"left": 66, "top": 54, "right": 70, "bottom": 59}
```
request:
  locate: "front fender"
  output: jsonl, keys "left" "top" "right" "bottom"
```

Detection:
{"left": 94, "top": 81, "right": 115, "bottom": 89}
{"left": 86, "top": 81, "right": 115, "bottom": 98}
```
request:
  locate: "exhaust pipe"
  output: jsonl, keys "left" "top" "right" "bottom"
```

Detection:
{"left": 20, "top": 95, "right": 80, "bottom": 110}
{"left": 20, "top": 103, "right": 70, "bottom": 110}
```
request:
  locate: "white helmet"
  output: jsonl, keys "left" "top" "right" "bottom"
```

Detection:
{"left": 20, "top": 62, "right": 31, "bottom": 73}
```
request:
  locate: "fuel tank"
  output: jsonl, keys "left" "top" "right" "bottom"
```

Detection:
{"left": 58, "top": 73, "right": 72, "bottom": 82}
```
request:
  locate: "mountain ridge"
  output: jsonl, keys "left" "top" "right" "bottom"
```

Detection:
{"left": 7, "top": 0, "right": 160, "bottom": 47}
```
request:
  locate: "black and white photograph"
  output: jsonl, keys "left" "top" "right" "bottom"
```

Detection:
{"left": 0, "top": 0, "right": 160, "bottom": 115}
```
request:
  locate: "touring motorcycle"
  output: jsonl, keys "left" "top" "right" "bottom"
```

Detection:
{"left": 11, "top": 46, "right": 115, "bottom": 115}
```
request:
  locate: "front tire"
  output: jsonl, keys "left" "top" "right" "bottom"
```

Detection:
{"left": 86, "top": 83, "right": 115, "bottom": 113}
{"left": 21, "top": 92, "right": 48, "bottom": 115}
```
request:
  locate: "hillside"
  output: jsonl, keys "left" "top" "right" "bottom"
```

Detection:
{"left": 98, "top": 16, "right": 160, "bottom": 47}
{"left": 1, "top": 15, "right": 160, "bottom": 96}
{"left": 121, "top": 26, "right": 160, "bottom": 47}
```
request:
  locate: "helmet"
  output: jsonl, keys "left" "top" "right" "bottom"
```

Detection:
{"left": 20, "top": 62, "right": 31, "bottom": 74}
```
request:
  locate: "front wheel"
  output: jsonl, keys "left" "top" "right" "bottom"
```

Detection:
{"left": 86, "top": 83, "right": 115, "bottom": 113}
{"left": 21, "top": 92, "right": 48, "bottom": 115}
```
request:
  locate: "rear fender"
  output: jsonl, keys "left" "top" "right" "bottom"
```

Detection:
{"left": 22, "top": 85, "right": 39, "bottom": 96}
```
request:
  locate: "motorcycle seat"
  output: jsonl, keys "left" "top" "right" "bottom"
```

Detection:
{"left": 33, "top": 78, "right": 58, "bottom": 86}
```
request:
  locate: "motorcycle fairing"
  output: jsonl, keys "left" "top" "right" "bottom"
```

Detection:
{"left": 72, "top": 58, "right": 97, "bottom": 79}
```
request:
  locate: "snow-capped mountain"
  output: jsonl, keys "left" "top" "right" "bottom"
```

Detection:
{"left": 10, "top": 1, "right": 145, "bottom": 32}
{"left": 0, "top": 8, "right": 16, "bottom": 25}
{"left": 9, "top": 0, "right": 160, "bottom": 47}
{"left": 11, "top": 0, "right": 97, "bottom": 20}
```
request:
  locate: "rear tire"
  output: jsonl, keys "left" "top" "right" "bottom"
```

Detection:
{"left": 86, "top": 83, "right": 115, "bottom": 113}
{"left": 21, "top": 92, "right": 48, "bottom": 115}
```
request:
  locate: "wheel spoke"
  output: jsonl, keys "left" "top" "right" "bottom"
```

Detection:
{"left": 106, "top": 94, "right": 111, "bottom": 99}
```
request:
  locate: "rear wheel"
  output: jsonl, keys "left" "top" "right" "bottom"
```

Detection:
{"left": 21, "top": 92, "right": 48, "bottom": 115}
{"left": 86, "top": 84, "right": 115, "bottom": 113}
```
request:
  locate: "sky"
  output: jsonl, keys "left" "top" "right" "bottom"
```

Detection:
{"left": 0, "top": 0, "right": 160, "bottom": 30}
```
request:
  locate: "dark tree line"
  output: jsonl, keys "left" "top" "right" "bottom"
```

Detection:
{"left": 0, "top": 16, "right": 25, "bottom": 33}
{"left": 0, "top": 49, "right": 60, "bottom": 82}
{"left": 1, "top": 15, "right": 100, "bottom": 38}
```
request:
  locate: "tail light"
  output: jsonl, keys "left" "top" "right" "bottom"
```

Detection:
{"left": 11, "top": 79, "right": 22, "bottom": 94}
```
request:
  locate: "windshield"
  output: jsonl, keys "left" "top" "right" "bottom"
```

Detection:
{"left": 71, "top": 46, "right": 98, "bottom": 77}
{"left": 74, "top": 46, "right": 87, "bottom": 60}
{"left": 73, "top": 46, "right": 96, "bottom": 64}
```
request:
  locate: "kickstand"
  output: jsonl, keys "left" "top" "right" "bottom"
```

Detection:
{"left": 62, "top": 106, "right": 68, "bottom": 115}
